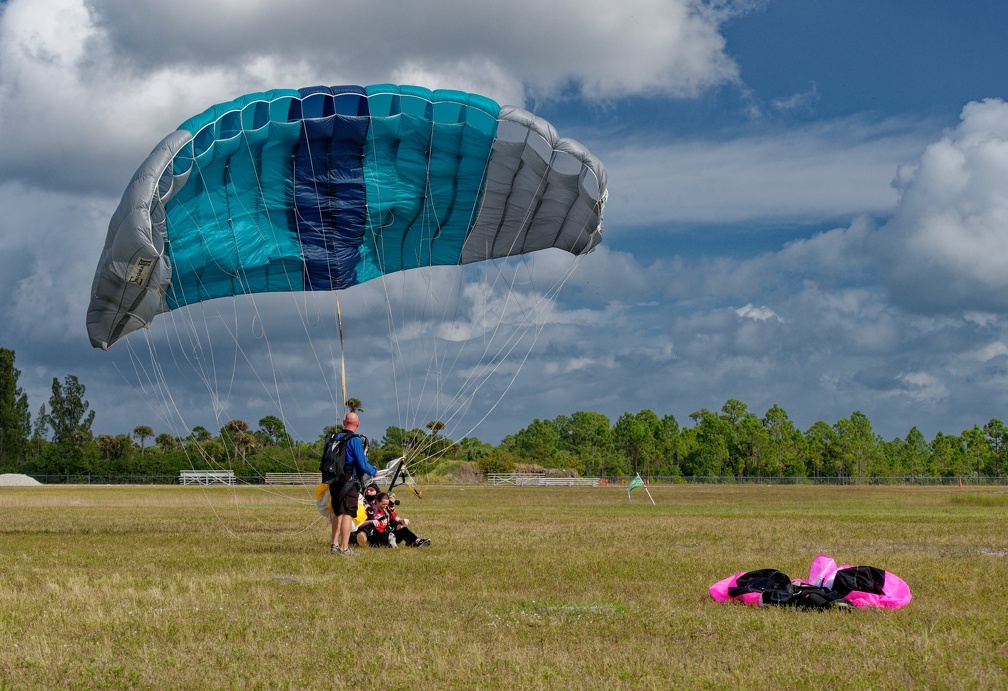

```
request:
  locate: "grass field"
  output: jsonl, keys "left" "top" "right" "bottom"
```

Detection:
{"left": 1, "top": 484, "right": 1007, "bottom": 689}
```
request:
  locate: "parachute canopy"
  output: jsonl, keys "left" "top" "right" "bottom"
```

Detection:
{"left": 87, "top": 84, "right": 607, "bottom": 350}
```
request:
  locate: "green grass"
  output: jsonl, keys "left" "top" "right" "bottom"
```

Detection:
{"left": 1, "top": 485, "right": 1007, "bottom": 689}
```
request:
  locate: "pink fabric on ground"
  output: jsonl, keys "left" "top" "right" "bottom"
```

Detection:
{"left": 708, "top": 572, "right": 762, "bottom": 605}
{"left": 844, "top": 570, "right": 913, "bottom": 609}
{"left": 710, "top": 554, "right": 912, "bottom": 609}
{"left": 708, "top": 572, "right": 745, "bottom": 603}
{"left": 806, "top": 554, "right": 837, "bottom": 587}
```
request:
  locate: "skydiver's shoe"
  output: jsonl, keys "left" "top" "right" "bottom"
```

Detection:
{"left": 415, "top": 538, "right": 431, "bottom": 547}
{"left": 388, "top": 533, "right": 397, "bottom": 549}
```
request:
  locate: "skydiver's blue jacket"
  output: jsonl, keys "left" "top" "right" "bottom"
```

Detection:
{"left": 341, "top": 432, "right": 377, "bottom": 478}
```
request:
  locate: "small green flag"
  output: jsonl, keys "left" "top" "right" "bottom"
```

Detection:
{"left": 628, "top": 473, "right": 655, "bottom": 504}
{"left": 628, "top": 474, "right": 645, "bottom": 494}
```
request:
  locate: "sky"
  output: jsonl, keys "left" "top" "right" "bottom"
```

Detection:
{"left": 2, "top": 0, "right": 1008, "bottom": 446}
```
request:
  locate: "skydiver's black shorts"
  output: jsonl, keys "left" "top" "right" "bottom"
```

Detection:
{"left": 333, "top": 482, "right": 359, "bottom": 517}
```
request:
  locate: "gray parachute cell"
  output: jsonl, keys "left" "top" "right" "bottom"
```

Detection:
{"left": 86, "top": 131, "right": 191, "bottom": 350}
{"left": 461, "top": 107, "right": 607, "bottom": 264}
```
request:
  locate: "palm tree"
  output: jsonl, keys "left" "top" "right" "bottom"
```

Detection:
{"left": 234, "top": 431, "right": 255, "bottom": 466}
{"left": 156, "top": 433, "right": 178, "bottom": 452}
{"left": 132, "top": 425, "right": 154, "bottom": 458}
{"left": 201, "top": 440, "right": 224, "bottom": 465}
{"left": 345, "top": 398, "right": 364, "bottom": 413}
{"left": 224, "top": 419, "right": 250, "bottom": 466}
{"left": 96, "top": 434, "right": 118, "bottom": 461}
{"left": 426, "top": 420, "right": 445, "bottom": 437}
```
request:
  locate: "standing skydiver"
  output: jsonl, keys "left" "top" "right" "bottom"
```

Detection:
{"left": 328, "top": 412, "right": 377, "bottom": 556}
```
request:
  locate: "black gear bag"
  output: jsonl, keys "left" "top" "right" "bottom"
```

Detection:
{"left": 320, "top": 431, "right": 357, "bottom": 502}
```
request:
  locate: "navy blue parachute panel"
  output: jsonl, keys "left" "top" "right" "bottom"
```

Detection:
{"left": 291, "top": 85, "right": 370, "bottom": 291}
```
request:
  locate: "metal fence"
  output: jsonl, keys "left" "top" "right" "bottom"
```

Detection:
{"left": 19, "top": 474, "right": 265, "bottom": 485}
{"left": 614, "top": 475, "right": 1008, "bottom": 486}
{"left": 9, "top": 473, "right": 1008, "bottom": 486}
{"left": 487, "top": 473, "right": 601, "bottom": 487}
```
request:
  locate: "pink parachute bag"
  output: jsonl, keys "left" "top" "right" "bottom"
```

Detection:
{"left": 805, "top": 554, "right": 912, "bottom": 610}
{"left": 709, "top": 554, "right": 911, "bottom": 609}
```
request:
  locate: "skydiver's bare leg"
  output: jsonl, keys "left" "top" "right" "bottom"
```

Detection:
{"left": 339, "top": 514, "right": 353, "bottom": 551}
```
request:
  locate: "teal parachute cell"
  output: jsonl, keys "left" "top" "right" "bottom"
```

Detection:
{"left": 86, "top": 84, "right": 607, "bottom": 350}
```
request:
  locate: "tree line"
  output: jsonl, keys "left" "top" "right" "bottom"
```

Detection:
{"left": 2, "top": 347, "right": 1006, "bottom": 479}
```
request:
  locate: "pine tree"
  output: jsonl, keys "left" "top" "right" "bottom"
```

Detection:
{"left": 47, "top": 375, "right": 95, "bottom": 447}
{"left": 0, "top": 348, "right": 31, "bottom": 463}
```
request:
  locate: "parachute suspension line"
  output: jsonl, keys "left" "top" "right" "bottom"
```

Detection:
{"left": 366, "top": 111, "right": 438, "bottom": 438}
{"left": 411, "top": 251, "right": 586, "bottom": 469}
{"left": 166, "top": 152, "right": 249, "bottom": 428}
{"left": 424, "top": 115, "right": 451, "bottom": 434}
{"left": 119, "top": 331, "right": 243, "bottom": 533}
{"left": 422, "top": 266, "right": 540, "bottom": 450}
{"left": 406, "top": 122, "right": 508, "bottom": 446}
{"left": 422, "top": 143, "right": 554, "bottom": 442}
{"left": 148, "top": 302, "right": 322, "bottom": 520}
{"left": 303, "top": 127, "right": 340, "bottom": 419}
{"left": 155, "top": 132, "right": 320, "bottom": 495}
{"left": 422, "top": 192, "right": 465, "bottom": 434}
{"left": 225, "top": 127, "right": 298, "bottom": 458}
{"left": 117, "top": 332, "right": 185, "bottom": 444}
{"left": 403, "top": 119, "right": 449, "bottom": 437}
{"left": 429, "top": 203, "right": 594, "bottom": 455}
{"left": 138, "top": 329, "right": 324, "bottom": 538}
{"left": 364, "top": 118, "right": 413, "bottom": 435}
{"left": 445, "top": 132, "right": 566, "bottom": 410}
{"left": 119, "top": 328, "right": 264, "bottom": 529}
{"left": 274, "top": 122, "right": 345, "bottom": 424}
{"left": 366, "top": 114, "right": 581, "bottom": 468}
{"left": 336, "top": 290, "right": 347, "bottom": 421}
{"left": 464, "top": 253, "right": 585, "bottom": 434}
{"left": 231, "top": 123, "right": 332, "bottom": 459}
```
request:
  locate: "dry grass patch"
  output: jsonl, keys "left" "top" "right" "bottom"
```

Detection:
{"left": 1, "top": 484, "right": 1006, "bottom": 688}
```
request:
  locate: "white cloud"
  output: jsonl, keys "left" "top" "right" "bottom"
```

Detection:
{"left": 969, "top": 341, "right": 1008, "bottom": 362}
{"left": 0, "top": 0, "right": 746, "bottom": 194}
{"left": 964, "top": 311, "right": 999, "bottom": 327}
{"left": 771, "top": 82, "right": 819, "bottom": 113}
{"left": 882, "top": 98, "right": 1008, "bottom": 313}
{"left": 892, "top": 371, "right": 950, "bottom": 405}
{"left": 87, "top": 0, "right": 742, "bottom": 100}
{"left": 734, "top": 304, "right": 779, "bottom": 321}
{"left": 602, "top": 118, "right": 934, "bottom": 226}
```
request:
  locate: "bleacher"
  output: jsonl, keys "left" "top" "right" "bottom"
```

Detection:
{"left": 264, "top": 472, "right": 322, "bottom": 486}
{"left": 179, "top": 470, "right": 236, "bottom": 485}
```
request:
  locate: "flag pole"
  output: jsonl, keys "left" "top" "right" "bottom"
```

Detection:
{"left": 628, "top": 472, "right": 656, "bottom": 505}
